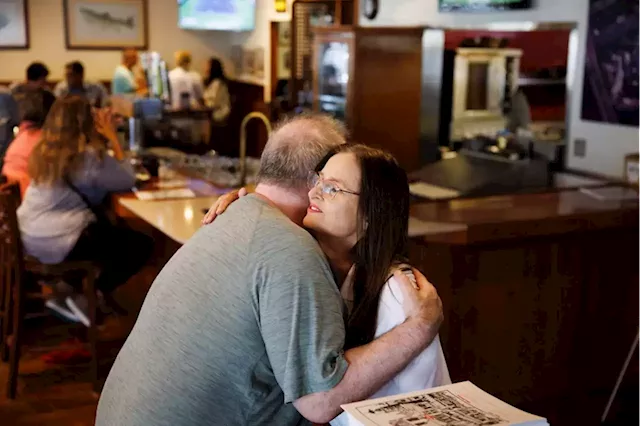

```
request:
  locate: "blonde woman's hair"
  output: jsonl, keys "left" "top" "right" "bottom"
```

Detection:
{"left": 28, "top": 95, "right": 106, "bottom": 185}
{"left": 175, "top": 50, "right": 192, "bottom": 68}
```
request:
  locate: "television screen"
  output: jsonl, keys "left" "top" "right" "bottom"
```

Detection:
{"left": 178, "top": 0, "right": 256, "bottom": 31}
{"left": 439, "top": 0, "right": 532, "bottom": 12}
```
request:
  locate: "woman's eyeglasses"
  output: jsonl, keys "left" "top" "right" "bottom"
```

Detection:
{"left": 308, "top": 172, "right": 359, "bottom": 199}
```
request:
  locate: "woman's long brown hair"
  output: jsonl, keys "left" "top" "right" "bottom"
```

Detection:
{"left": 315, "top": 144, "right": 410, "bottom": 349}
{"left": 28, "top": 95, "right": 105, "bottom": 185}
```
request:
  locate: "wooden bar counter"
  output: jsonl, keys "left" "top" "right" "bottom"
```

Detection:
{"left": 408, "top": 188, "right": 639, "bottom": 424}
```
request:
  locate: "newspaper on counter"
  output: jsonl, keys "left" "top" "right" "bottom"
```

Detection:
{"left": 340, "top": 381, "right": 548, "bottom": 426}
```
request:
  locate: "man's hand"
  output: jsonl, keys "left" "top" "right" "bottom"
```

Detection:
{"left": 393, "top": 268, "right": 443, "bottom": 329}
{"left": 294, "top": 268, "right": 444, "bottom": 423}
{"left": 201, "top": 187, "right": 247, "bottom": 224}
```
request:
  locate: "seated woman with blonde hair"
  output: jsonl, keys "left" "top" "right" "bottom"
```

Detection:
{"left": 17, "top": 95, "right": 153, "bottom": 325}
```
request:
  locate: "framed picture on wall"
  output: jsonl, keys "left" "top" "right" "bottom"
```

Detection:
{"left": 241, "top": 49, "right": 255, "bottom": 77}
{"left": 252, "top": 47, "right": 265, "bottom": 79}
{"left": 0, "top": 0, "right": 29, "bottom": 49}
{"left": 231, "top": 45, "right": 243, "bottom": 76}
{"left": 278, "top": 21, "right": 291, "bottom": 47}
{"left": 63, "top": 0, "right": 148, "bottom": 50}
{"left": 581, "top": 0, "right": 639, "bottom": 127}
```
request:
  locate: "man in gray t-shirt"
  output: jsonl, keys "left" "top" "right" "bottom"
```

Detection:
{"left": 96, "top": 115, "right": 443, "bottom": 425}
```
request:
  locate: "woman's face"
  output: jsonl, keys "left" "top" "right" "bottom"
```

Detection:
{"left": 303, "top": 152, "right": 361, "bottom": 248}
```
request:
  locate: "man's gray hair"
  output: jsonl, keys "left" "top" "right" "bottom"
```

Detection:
{"left": 257, "top": 113, "right": 347, "bottom": 189}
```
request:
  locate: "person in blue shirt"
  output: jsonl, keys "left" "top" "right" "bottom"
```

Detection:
{"left": 111, "top": 49, "right": 140, "bottom": 95}
{"left": 54, "top": 61, "right": 108, "bottom": 107}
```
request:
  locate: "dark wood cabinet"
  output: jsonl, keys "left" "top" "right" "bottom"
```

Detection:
{"left": 312, "top": 26, "right": 426, "bottom": 171}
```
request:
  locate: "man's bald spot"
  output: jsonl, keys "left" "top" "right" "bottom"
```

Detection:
{"left": 268, "top": 115, "right": 347, "bottom": 151}
{"left": 257, "top": 114, "right": 347, "bottom": 189}
{"left": 122, "top": 48, "right": 138, "bottom": 67}
{"left": 123, "top": 48, "right": 137, "bottom": 59}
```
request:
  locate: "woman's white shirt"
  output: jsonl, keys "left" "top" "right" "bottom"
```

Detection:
{"left": 203, "top": 79, "right": 231, "bottom": 123}
{"left": 330, "top": 270, "right": 451, "bottom": 426}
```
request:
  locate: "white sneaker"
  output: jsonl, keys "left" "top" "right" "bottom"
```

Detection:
{"left": 45, "top": 298, "right": 80, "bottom": 323}
{"left": 65, "top": 295, "right": 91, "bottom": 327}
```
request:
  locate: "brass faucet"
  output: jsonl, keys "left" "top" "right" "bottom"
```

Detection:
{"left": 239, "top": 111, "right": 272, "bottom": 186}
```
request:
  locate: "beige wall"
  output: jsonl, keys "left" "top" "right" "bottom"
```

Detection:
{"left": 231, "top": 0, "right": 294, "bottom": 101}
{"left": 0, "top": 0, "right": 297, "bottom": 102}
{"left": 0, "top": 0, "right": 234, "bottom": 82}
{"left": 359, "top": 0, "right": 639, "bottom": 179}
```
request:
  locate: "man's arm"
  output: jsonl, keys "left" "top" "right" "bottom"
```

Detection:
{"left": 257, "top": 233, "right": 442, "bottom": 425}
{"left": 294, "top": 270, "right": 442, "bottom": 424}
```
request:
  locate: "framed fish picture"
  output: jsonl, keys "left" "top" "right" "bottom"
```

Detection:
{"left": 63, "top": 0, "right": 148, "bottom": 50}
{"left": 0, "top": 0, "right": 30, "bottom": 49}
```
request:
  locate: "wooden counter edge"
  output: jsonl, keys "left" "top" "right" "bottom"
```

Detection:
{"left": 412, "top": 206, "right": 638, "bottom": 246}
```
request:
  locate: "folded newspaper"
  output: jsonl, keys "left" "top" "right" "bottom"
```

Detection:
{"left": 340, "top": 381, "right": 548, "bottom": 426}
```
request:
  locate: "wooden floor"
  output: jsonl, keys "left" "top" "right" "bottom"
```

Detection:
{"left": 0, "top": 231, "right": 637, "bottom": 426}
{"left": 0, "top": 226, "right": 165, "bottom": 426}
{"left": 0, "top": 266, "right": 155, "bottom": 426}
{"left": 0, "top": 308, "right": 140, "bottom": 425}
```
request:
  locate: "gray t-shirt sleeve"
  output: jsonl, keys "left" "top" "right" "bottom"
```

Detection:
{"left": 254, "top": 230, "right": 348, "bottom": 404}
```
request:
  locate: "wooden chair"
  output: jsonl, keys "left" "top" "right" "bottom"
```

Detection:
{"left": 0, "top": 180, "right": 101, "bottom": 399}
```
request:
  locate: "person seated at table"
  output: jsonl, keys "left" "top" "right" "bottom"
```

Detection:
{"left": 204, "top": 143, "right": 451, "bottom": 425}
{"left": 2, "top": 88, "right": 55, "bottom": 196}
{"left": 0, "top": 87, "right": 20, "bottom": 170}
{"left": 10, "top": 63, "right": 54, "bottom": 123}
{"left": 10, "top": 62, "right": 51, "bottom": 94}
{"left": 168, "top": 50, "right": 205, "bottom": 110}
{"left": 54, "top": 61, "right": 109, "bottom": 107}
{"left": 17, "top": 95, "right": 153, "bottom": 326}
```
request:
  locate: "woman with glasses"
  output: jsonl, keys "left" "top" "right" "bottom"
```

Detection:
{"left": 204, "top": 144, "right": 450, "bottom": 422}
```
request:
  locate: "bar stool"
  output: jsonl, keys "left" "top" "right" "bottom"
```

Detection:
{"left": 0, "top": 180, "right": 101, "bottom": 399}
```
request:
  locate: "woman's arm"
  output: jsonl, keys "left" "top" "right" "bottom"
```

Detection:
{"left": 94, "top": 108, "right": 125, "bottom": 160}
{"left": 201, "top": 187, "right": 248, "bottom": 224}
{"left": 293, "top": 270, "right": 443, "bottom": 423}
{"left": 90, "top": 108, "right": 136, "bottom": 191}
{"left": 92, "top": 155, "right": 136, "bottom": 192}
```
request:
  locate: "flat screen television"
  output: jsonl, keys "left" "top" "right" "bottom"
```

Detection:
{"left": 439, "top": 0, "right": 532, "bottom": 12}
{"left": 178, "top": 0, "right": 256, "bottom": 31}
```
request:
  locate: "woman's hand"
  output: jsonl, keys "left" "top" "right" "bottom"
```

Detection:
{"left": 94, "top": 107, "right": 125, "bottom": 160}
{"left": 94, "top": 107, "right": 117, "bottom": 140}
{"left": 202, "top": 187, "right": 247, "bottom": 225}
